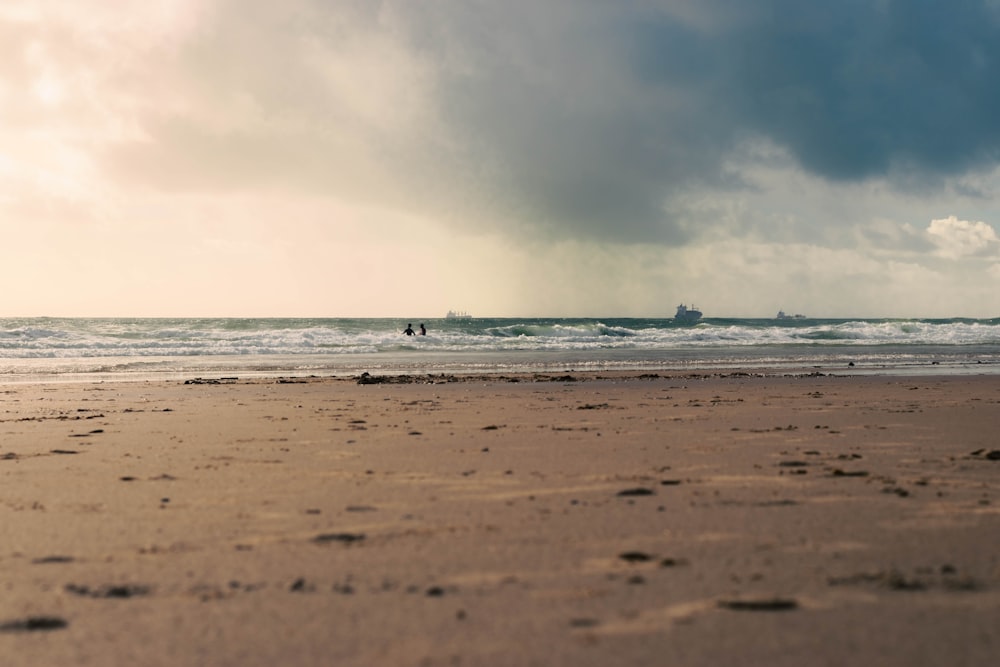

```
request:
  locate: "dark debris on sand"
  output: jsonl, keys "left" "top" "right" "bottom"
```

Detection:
{"left": 828, "top": 566, "right": 985, "bottom": 592}
{"left": 356, "top": 371, "right": 585, "bottom": 384}
{"left": 357, "top": 372, "right": 452, "bottom": 385}
{"left": 313, "top": 532, "right": 366, "bottom": 545}
{"left": 184, "top": 377, "right": 240, "bottom": 385}
{"left": 65, "top": 583, "right": 151, "bottom": 599}
{"left": 619, "top": 551, "right": 654, "bottom": 563}
{"left": 32, "top": 555, "right": 75, "bottom": 564}
{"left": 718, "top": 597, "right": 799, "bottom": 612}
{"left": 0, "top": 616, "right": 68, "bottom": 633}
{"left": 616, "top": 487, "right": 656, "bottom": 497}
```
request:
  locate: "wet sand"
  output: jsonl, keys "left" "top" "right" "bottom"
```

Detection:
{"left": 1, "top": 372, "right": 999, "bottom": 666}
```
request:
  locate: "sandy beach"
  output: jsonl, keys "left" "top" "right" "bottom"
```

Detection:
{"left": 2, "top": 371, "right": 998, "bottom": 666}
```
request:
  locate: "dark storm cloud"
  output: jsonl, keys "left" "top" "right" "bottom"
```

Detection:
{"left": 400, "top": 0, "right": 1000, "bottom": 242}
{"left": 394, "top": 2, "right": 733, "bottom": 243}
{"left": 632, "top": 0, "right": 1000, "bottom": 181}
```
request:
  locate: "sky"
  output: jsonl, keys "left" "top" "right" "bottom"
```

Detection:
{"left": 2, "top": 0, "right": 1000, "bottom": 318}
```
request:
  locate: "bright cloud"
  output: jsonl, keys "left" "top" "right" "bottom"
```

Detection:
{"left": 927, "top": 215, "right": 1000, "bottom": 258}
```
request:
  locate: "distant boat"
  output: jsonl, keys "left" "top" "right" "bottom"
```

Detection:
{"left": 776, "top": 310, "right": 807, "bottom": 320}
{"left": 445, "top": 310, "right": 472, "bottom": 320}
{"left": 674, "top": 304, "right": 702, "bottom": 322}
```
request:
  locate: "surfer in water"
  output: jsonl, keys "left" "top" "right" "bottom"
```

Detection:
{"left": 419, "top": 324, "right": 426, "bottom": 335}
{"left": 403, "top": 323, "right": 415, "bottom": 336}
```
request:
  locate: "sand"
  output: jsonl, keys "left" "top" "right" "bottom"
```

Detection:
{"left": 1, "top": 371, "right": 998, "bottom": 666}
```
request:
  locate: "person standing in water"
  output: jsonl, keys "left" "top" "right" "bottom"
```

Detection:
{"left": 419, "top": 324, "right": 426, "bottom": 336}
{"left": 403, "top": 323, "right": 415, "bottom": 336}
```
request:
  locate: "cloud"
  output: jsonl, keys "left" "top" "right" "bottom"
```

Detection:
{"left": 654, "top": 0, "right": 1000, "bottom": 183}
{"left": 927, "top": 215, "right": 1000, "bottom": 257}
{"left": 38, "top": 0, "right": 991, "bottom": 248}
{"left": 419, "top": 0, "right": 1000, "bottom": 240}
{"left": 4, "top": 1, "right": 1000, "bottom": 319}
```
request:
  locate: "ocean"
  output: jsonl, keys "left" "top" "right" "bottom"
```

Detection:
{"left": 2, "top": 316, "right": 999, "bottom": 383}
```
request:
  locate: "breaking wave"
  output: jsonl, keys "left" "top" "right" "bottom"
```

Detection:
{"left": 2, "top": 316, "right": 998, "bottom": 379}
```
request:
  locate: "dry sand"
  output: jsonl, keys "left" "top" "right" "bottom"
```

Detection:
{"left": 1, "top": 371, "right": 999, "bottom": 666}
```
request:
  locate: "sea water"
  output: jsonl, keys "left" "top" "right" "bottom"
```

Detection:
{"left": 2, "top": 317, "right": 999, "bottom": 382}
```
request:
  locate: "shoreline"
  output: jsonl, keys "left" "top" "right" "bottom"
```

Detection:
{"left": 3, "top": 355, "right": 1000, "bottom": 386}
{"left": 2, "top": 372, "right": 998, "bottom": 665}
